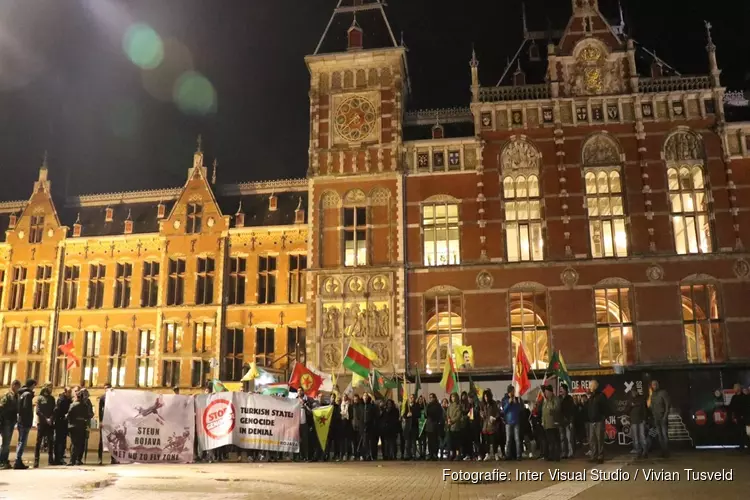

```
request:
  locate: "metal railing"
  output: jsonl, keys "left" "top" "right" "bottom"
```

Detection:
{"left": 639, "top": 75, "right": 712, "bottom": 93}
{"left": 479, "top": 83, "right": 550, "bottom": 102}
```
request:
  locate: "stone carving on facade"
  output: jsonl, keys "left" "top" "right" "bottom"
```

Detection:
{"left": 322, "top": 344, "right": 341, "bottom": 369}
{"left": 369, "top": 187, "right": 390, "bottom": 206}
{"left": 344, "top": 303, "right": 366, "bottom": 337}
{"left": 476, "top": 270, "right": 493, "bottom": 289}
{"left": 566, "top": 41, "right": 624, "bottom": 97}
{"left": 321, "top": 277, "right": 341, "bottom": 296}
{"left": 322, "top": 306, "right": 341, "bottom": 339}
{"left": 320, "top": 191, "right": 340, "bottom": 209}
{"left": 560, "top": 267, "right": 579, "bottom": 288}
{"left": 343, "top": 189, "right": 367, "bottom": 205}
{"left": 664, "top": 131, "right": 702, "bottom": 162}
{"left": 582, "top": 134, "right": 620, "bottom": 166}
{"left": 646, "top": 264, "right": 664, "bottom": 282}
{"left": 346, "top": 276, "right": 365, "bottom": 294}
{"left": 500, "top": 138, "right": 541, "bottom": 177}
{"left": 370, "top": 342, "right": 390, "bottom": 368}
{"left": 733, "top": 258, "right": 750, "bottom": 279}
{"left": 368, "top": 274, "right": 389, "bottom": 293}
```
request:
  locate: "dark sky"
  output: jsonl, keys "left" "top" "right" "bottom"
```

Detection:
{"left": 0, "top": 0, "right": 747, "bottom": 202}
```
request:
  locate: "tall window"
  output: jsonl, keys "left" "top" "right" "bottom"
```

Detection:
{"left": 503, "top": 176, "right": 543, "bottom": 262}
{"left": 222, "top": 328, "right": 244, "bottom": 381}
{"left": 166, "top": 258, "right": 185, "bottom": 306}
{"left": 9, "top": 266, "right": 26, "bottom": 310}
{"left": 288, "top": 255, "right": 306, "bottom": 303}
{"left": 195, "top": 256, "right": 215, "bottom": 305}
{"left": 162, "top": 360, "right": 181, "bottom": 387}
{"left": 141, "top": 261, "right": 160, "bottom": 307}
{"left": 193, "top": 322, "right": 213, "bottom": 353}
{"left": 595, "top": 287, "right": 634, "bottom": 365}
{"left": 257, "top": 256, "right": 277, "bottom": 304}
{"left": 287, "top": 327, "right": 306, "bottom": 364}
{"left": 191, "top": 360, "right": 211, "bottom": 388}
{"left": 186, "top": 203, "right": 203, "bottom": 234}
{"left": 668, "top": 166, "right": 712, "bottom": 254}
{"left": 81, "top": 331, "right": 100, "bottom": 386}
{"left": 33, "top": 265, "right": 52, "bottom": 309}
{"left": 54, "top": 332, "right": 73, "bottom": 387}
{"left": 29, "top": 215, "right": 44, "bottom": 243}
{"left": 424, "top": 294, "right": 463, "bottom": 370}
{"left": 4, "top": 327, "right": 20, "bottom": 354}
{"left": 228, "top": 257, "right": 246, "bottom": 305}
{"left": 113, "top": 262, "right": 132, "bottom": 308}
{"left": 1, "top": 362, "right": 16, "bottom": 386}
{"left": 108, "top": 330, "right": 127, "bottom": 387}
{"left": 585, "top": 171, "right": 627, "bottom": 257}
{"left": 61, "top": 265, "right": 80, "bottom": 310}
{"left": 343, "top": 206, "right": 367, "bottom": 266}
{"left": 0, "top": 269, "right": 4, "bottom": 308}
{"left": 509, "top": 289, "right": 548, "bottom": 369}
{"left": 137, "top": 329, "right": 155, "bottom": 387}
{"left": 29, "top": 326, "right": 44, "bottom": 354}
{"left": 87, "top": 264, "right": 106, "bottom": 309}
{"left": 422, "top": 203, "right": 460, "bottom": 266}
{"left": 163, "top": 323, "right": 183, "bottom": 354}
{"left": 255, "top": 327, "right": 275, "bottom": 367}
{"left": 26, "top": 361, "right": 41, "bottom": 382}
{"left": 682, "top": 283, "right": 724, "bottom": 363}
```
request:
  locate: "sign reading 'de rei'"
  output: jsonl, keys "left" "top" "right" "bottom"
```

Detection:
{"left": 195, "top": 392, "right": 301, "bottom": 453}
{"left": 101, "top": 390, "right": 195, "bottom": 464}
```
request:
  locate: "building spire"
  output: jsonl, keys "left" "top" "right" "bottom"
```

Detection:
{"left": 211, "top": 158, "right": 218, "bottom": 185}
{"left": 470, "top": 44, "right": 480, "bottom": 103}
{"left": 314, "top": 0, "right": 398, "bottom": 55}
{"left": 196, "top": 134, "right": 203, "bottom": 153}
{"left": 521, "top": 1, "right": 529, "bottom": 39}
{"left": 704, "top": 20, "right": 721, "bottom": 88}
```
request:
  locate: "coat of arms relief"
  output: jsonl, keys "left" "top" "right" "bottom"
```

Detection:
{"left": 564, "top": 42, "right": 624, "bottom": 97}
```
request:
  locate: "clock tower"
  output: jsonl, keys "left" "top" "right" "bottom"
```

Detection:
{"left": 304, "top": 0, "right": 409, "bottom": 376}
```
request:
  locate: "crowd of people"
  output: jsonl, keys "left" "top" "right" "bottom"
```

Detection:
{"left": 0, "top": 377, "right": 748, "bottom": 469}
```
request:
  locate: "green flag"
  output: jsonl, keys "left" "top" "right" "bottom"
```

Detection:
{"left": 370, "top": 369, "right": 381, "bottom": 393}
{"left": 550, "top": 351, "right": 572, "bottom": 388}
{"left": 418, "top": 411, "right": 426, "bottom": 437}
{"left": 413, "top": 366, "right": 422, "bottom": 399}
{"left": 373, "top": 370, "right": 398, "bottom": 390}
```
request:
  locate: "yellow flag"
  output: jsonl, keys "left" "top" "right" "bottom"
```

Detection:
{"left": 241, "top": 362, "right": 260, "bottom": 382}
{"left": 351, "top": 371, "right": 366, "bottom": 388}
{"left": 454, "top": 345, "right": 474, "bottom": 370}
{"left": 312, "top": 405, "right": 334, "bottom": 451}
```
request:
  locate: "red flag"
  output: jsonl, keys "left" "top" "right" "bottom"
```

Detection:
{"left": 58, "top": 340, "right": 80, "bottom": 370}
{"left": 512, "top": 343, "right": 532, "bottom": 396}
{"left": 288, "top": 362, "right": 323, "bottom": 397}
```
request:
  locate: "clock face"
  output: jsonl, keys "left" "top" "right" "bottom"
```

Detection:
{"left": 334, "top": 95, "right": 376, "bottom": 142}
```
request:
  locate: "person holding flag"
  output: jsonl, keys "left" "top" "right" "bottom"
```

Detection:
{"left": 501, "top": 385, "right": 523, "bottom": 460}
{"left": 402, "top": 394, "right": 421, "bottom": 460}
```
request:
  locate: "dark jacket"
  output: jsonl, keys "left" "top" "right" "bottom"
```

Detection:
{"left": 425, "top": 400, "right": 443, "bottom": 434}
{"left": 480, "top": 401, "right": 499, "bottom": 434}
{"left": 352, "top": 402, "right": 365, "bottom": 431}
{"left": 362, "top": 401, "right": 377, "bottom": 429}
{"left": 728, "top": 392, "right": 748, "bottom": 421}
{"left": 541, "top": 396, "right": 561, "bottom": 430}
{"left": 628, "top": 394, "right": 647, "bottom": 425}
{"left": 17, "top": 386, "right": 36, "bottom": 428}
{"left": 98, "top": 393, "right": 107, "bottom": 421}
{"left": 649, "top": 388, "right": 670, "bottom": 421}
{"left": 501, "top": 395, "right": 522, "bottom": 425}
{"left": 559, "top": 394, "right": 576, "bottom": 425}
{"left": 36, "top": 388, "right": 56, "bottom": 426}
{"left": 587, "top": 390, "right": 609, "bottom": 423}
{"left": 403, "top": 402, "right": 422, "bottom": 433}
{"left": 379, "top": 405, "right": 400, "bottom": 438}
{"left": 67, "top": 400, "right": 92, "bottom": 429}
{"left": 53, "top": 394, "right": 72, "bottom": 425}
{"left": 0, "top": 390, "right": 18, "bottom": 425}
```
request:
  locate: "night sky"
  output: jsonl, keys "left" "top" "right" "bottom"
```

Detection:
{"left": 0, "top": 0, "right": 747, "bottom": 203}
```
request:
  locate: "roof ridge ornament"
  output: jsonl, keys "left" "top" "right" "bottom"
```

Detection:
{"left": 212, "top": 158, "right": 218, "bottom": 185}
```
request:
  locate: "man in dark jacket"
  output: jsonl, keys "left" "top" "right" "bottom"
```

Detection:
{"left": 648, "top": 380, "right": 670, "bottom": 458}
{"left": 501, "top": 385, "right": 523, "bottom": 460}
{"left": 424, "top": 393, "right": 443, "bottom": 460}
{"left": 402, "top": 394, "right": 421, "bottom": 459}
{"left": 34, "top": 383, "right": 56, "bottom": 468}
{"left": 66, "top": 389, "right": 93, "bottom": 466}
{"left": 98, "top": 383, "right": 112, "bottom": 465}
{"left": 628, "top": 389, "right": 648, "bottom": 458}
{"left": 351, "top": 394, "right": 366, "bottom": 459}
{"left": 586, "top": 380, "right": 609, "bottom": 464}
{"left": 14, "top": 378, "right": 37, "bottom": 469}
{"left": 53, "top": 387, "right": 72, "bottom": 465}
{"left": 362, "top": 393, "right": 378, "bottom": 460}
{"left": 728, "top": 383, "right": 747, "bottom": 452}
{"left": 0, "top": 380, "right": 21, "bottom": 469}
{"left": 559, "top": 384, "right": 576, "bottom": 458}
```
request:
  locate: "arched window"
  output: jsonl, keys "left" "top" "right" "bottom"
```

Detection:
{"left": 424, "top": 293, "right": 463, "bottom": 371}
{"left": 501, "top": 139, "right": 544, "bottom": 262}
{"left": 681, "top": 282, "right": 723, "bottom": 363}
{"left": 664, "top": 131, "right": 711, "bottom": 254}
{"left": 582, "top": 134, "right": 627, "bottom": 258}
{"left": 509, "top": 288, "right": 548, "bottom": 369}
{"left": 594, "top": 286, "right": 634, "bottom": 365}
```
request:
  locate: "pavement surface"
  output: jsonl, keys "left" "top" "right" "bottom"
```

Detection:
{"left": 0, "top": 451, "right": 746, "bottom": 500}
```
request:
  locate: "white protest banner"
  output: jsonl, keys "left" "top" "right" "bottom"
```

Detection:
{"left": 195, "top": 392, "right": 300, "bottom": 453}
{"left": 101, "top": 390, "right": 195, "bottom": 464}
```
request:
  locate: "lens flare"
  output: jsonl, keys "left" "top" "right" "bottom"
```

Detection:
{"left": 173, "top": 71, "right": 217, "bottom": 115}
{"left": 123, "top": 23, "right": 164, "bottom": 69}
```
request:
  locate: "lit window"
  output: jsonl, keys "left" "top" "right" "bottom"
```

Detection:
{"left": 191, "top": 360, "right": 211, "bottom": 388}
{"left": 228, "top": 257, "right": 246, "bottom": 305}
{"left": 222, "top": 328, "right": 244, "bottom": 381}
{"left": 424, "top": 294, "right": 463, "bottom": 371}
{"left": 681, "top": 283, "right": 723, "bottom": 363}
{"left": 503, "top": 176, "right": 543, "bottom": 262}
{"left": 33, "top": 265, "right": 53, "bottom": 310}
{"left": 26, "top": 361, "right": 41, "bottom": 382}
{"left": 87, "top": 264, "right": 106, "bottom": 310}
{"left": 422, "top": 203, "right": 460, "bottom": 266}
{"left": 9, "top": 266, "right": 27, "bottom": 311}
{"left": 108, "top": 330, "right": 127, "bottom": 387}
{"left": 81, "top": 331, "right": 100, "bottom": 387}
{"left": 0, "top": 361, "right": 17, "bottom": 386}
{"left": 195, "top": 256, "right": 215, "bottom": 305}
{"left": 137, "top": 329, "right": 155, "bottom": 387}
{"left": 29, "top": 215, "right": 44, "bottom": 244}
{"left": 186, "top": 203, "right": 203, "bottom": 234}
{"left": 141, "top": 261, "right": 160, "bottom": 307}
{"left": 288, "top": 255, "right": 306, "bottom": 303}
{"left": 163, "top": 323, "right": 183, "bottom": 354}
{"left": 287, "top": 327, "right": 306, "bottom": 365}
{"left": 257, "top": 256, "right": 277, "bottom": 304}
{"left": 255, "top": 327, "right": 275, "bottom": 368}
{"left": 193, "top": 322, "right": 213, "bottom": 353}
{"left": 668, "top": 166, "right": 712, "bottom": 254}
{"left": 162, "top": 360, "right": 180, "bottom": 388}
{"left": 29, "top": 326, "right": 44, "bottom": 355}
{"left": 4, "top": 327, "right": 20, "bottom": 354}
{"left": 61, "top": 265, "right": 79, "bottom": 310}
{"left": 509, "top": 289, "right": 548, "bottom": 370}
{"left": 585, "top": 171, "right": 627, "bottom": 257}
{"left": 595, "top": 287, "right": 634, "bottom": 365}
{"left": 343, "top": 207, "right": 367, "bottom": 266}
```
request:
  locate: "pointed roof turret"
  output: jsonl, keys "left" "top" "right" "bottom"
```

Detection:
{"left": 34, "top": 151, "right": 51, "bottom": 193}
{"left": 314, "top": 0, "right": 398, "bottom": 55}
{"left": 559, "top": 0, "right": 623, "bottom": 53}
{"left": 347, "top": 13, "right": 363, "bottom": 51}
{"left": 705, "top": 20, "right": 721, "bottom": 88}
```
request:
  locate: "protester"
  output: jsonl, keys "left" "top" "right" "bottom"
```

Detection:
{"left": 34, "top": 382, "right": 56, "bottom": 468}
{"left": 587, "top": 380, "right": 608, "bottom": 464}
{"left": 541, "top": 385, "right": 561, "bottom": 462}
{"left": 0, "top": 380, "right": 21, "bottom": 469}
{"left": 480, "top": 389, "right": 501, "bottom": 460}
{"left": 53, "top": 387, "right": 72, "bottom": 465}
{"left": 14, "top": 378, "right": 37, "bottom": 469}
{"left": 98, "top": 384, "right": 112, "bottom": 465}
{"left": 66, "top": 387, "right": 93, "bottom": 466}
{"left": 445, "top": 393, "right": 464, "bottom": 460}
{"left": 403, "top": 394, "right": 420, "bottom": 460}
{"left": 648, "top": 380, "right": 671, "bottom": 458}
{"left": 558, "top": 383, "right": 575, "bottom": 459}
{"left": 628, "top": 389, "right": 648, "bottom": 459}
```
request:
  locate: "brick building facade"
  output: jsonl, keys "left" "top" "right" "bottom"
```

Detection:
{"left": 1, "top": 0, "right": 750, "bottom": 396}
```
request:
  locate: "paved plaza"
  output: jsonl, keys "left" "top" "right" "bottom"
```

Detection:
{"left": 0, "top": 451, "right": 745, "bottom": 500}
